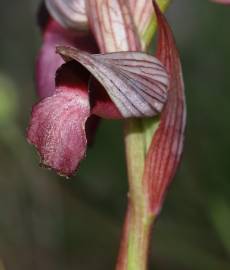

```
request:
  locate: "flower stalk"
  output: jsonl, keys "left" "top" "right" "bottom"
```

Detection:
{"left": 121, "top": 119, "right": 153, "bottom": 269}
{"left": 117, "top": 121, "right": 153, "bottom": 270}
{"left": 117, "top": 1, "right": 171, "bottom": 269}
{"left": 116, "top": 202, "right": 154, "bottom": 270}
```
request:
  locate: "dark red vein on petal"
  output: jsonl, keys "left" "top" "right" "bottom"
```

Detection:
{"left": 57, "top": 46, "right": 168, "bottom": 117}
{"left": 86, "top": 0, "right": 141, "bottom": 52}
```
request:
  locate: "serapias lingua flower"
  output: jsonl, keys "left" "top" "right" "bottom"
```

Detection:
{"left": 27, "top": 1, "right": 169, "bottom": 177}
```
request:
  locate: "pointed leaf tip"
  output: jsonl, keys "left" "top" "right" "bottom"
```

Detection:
{"left": 143, "top": 0, "right": 186, "bottom": 214}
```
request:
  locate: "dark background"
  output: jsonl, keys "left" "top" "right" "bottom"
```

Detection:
{"left": 0, "top": 1, "right": 229, "bottom": 269}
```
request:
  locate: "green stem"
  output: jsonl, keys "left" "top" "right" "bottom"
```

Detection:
{"left": 127, "top": 203, "right": 154, "bottom": 270}
{"left": 116, "top": 119, "right": 155, "bottom": 270}
{"left": 116, "top": 201, "right": 154, "bottom": 270}
{"left": 116, "top": 2, "right": 171, "bottom": 269}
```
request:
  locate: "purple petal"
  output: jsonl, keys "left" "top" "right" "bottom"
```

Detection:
{"left": 36, "top": 6, "right": 97, "bottom": 99}
{"left": 57, "top": 47, "right": 169, "bottom": 118}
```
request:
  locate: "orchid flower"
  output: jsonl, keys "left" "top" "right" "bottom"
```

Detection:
{"left": 27, "top": 0, "right": 186, "bottom": 269}
{"left": 27, "top": 1, "right": 169, "bottom": 176}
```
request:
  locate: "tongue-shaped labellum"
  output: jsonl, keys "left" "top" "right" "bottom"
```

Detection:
{"left": 45, "top": 0, "right": 88, "bottom": 30}
{"left": 27, "top": 62, "right": 91, "bottom": 177}
{"left": 57, "top": 46, "right": 169, "bottom": 118}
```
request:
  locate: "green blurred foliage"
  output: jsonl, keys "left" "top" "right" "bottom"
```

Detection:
{"left": 0, "top": 75, "right": 18, "bottom": 124}
{"left": 0, "top": 1, "right": 229, "bottom": 269}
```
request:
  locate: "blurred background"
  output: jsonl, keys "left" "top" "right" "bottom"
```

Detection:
{"left": 0, "top": 1, "right": 229, "bottom": 269}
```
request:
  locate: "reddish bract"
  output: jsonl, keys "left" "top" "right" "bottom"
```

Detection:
{"left": 143, "top": 1, "right": 186, "bottom": 214}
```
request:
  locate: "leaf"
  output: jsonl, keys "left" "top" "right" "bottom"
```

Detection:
{"left": 57, "top": 46, "right": 169, "bottom": 118}
{"left": 45, "top": 0, "right": 88, "bottom": 30}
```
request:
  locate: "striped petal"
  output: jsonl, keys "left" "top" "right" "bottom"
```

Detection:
{"left": 86, "top": 0, "right": 141, "bottom": 53}
{"left": 57, "top": 46, "right": 169, "bottom": 118}
{"left": 129, "top": 0, "right": 153, "bottom": 35}
{"left": 143, "top": 1, "right": 186, "bottom": 214}
{"left": 45, "top": 0, "right": 88, "bottom": 30}
{"left": 36, "top": 4, "right": 97, "bottom": 99}
{"left": 129, "top": 0, "right": 170, "bottom": 49}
